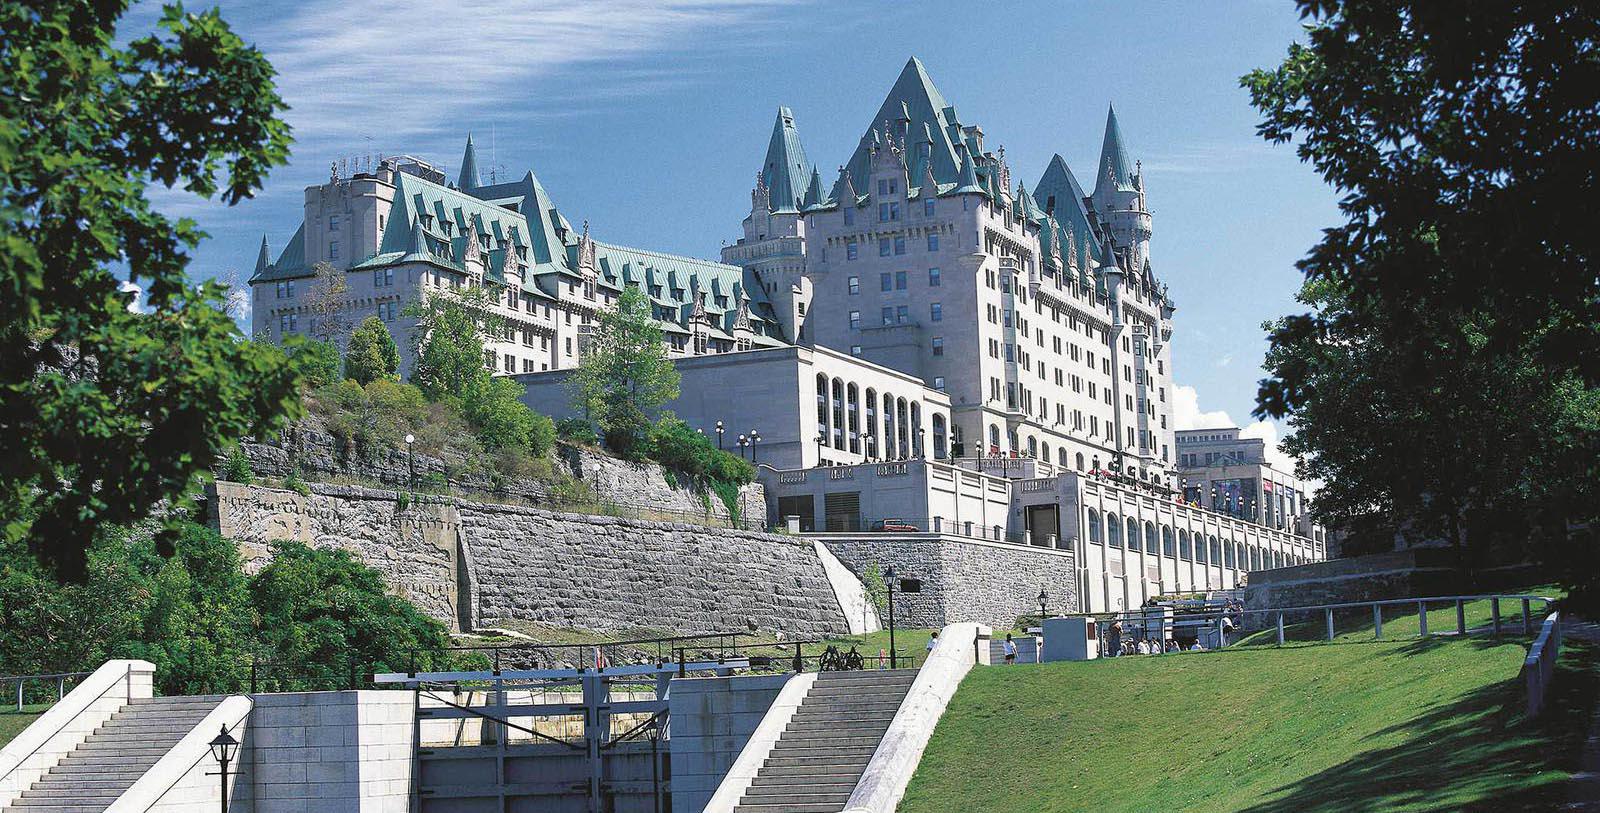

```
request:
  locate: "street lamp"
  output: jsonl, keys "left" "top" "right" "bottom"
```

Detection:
{"left": 1038, "top": 587, "right": 1048, "bottom": 625}
{"left": 208, "top": 725, "right": 239, "bottom": 813}
{"left": 815, "top": 433, "right": 826, "bottom": 465}
{"left": 750, "top": 430, "right": 762, "bottom": 463}
{"left": 737, "top": 433, "right": 749, "bottom": 460}
{"left": 715, "top": 420, "right": 725, "bottom": 451}
{"left": 404, "top": 433, "right": 415, "bottom": 490}
{"left": 884, "top": 564, "right": 898, "bottom": 669}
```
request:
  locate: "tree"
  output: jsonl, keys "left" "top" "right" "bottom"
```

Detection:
{"left": 1244, "top": 1, "right": 1600, "bottom": 603}
{"left": 569, "top": 286, "right": 680, "bottom": 458}
{"left": 345, "top": 316, "right": 400, "bottom": 386}
{"left": 405, "top": 286, "right": 502, "bottom": 402}
{"left": 305, "top": 261, "right": 351, "bottom": 347}
{"left": 0, "top": 2, "right": 299, "bottom": 580}
{"left": 287, "top": 338, "right": 342, "bottom": 389}
{"left": 461, "top": 375, "right": 543, "bottom": 453}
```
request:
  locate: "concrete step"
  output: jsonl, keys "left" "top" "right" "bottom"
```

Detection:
{"left": 767, "top": 743, "right": 878, "bottom": 758}
{"left": 740, "top": 788, "right": 853, "bottom": 805}
{"left": 804, "top": 684, "right": 912, "bottom": 698}
{"left": 754, "top": 763, "right": 871, "bottom": 779}
{"left": 763, "top": 751, "right": 875, "bottom": 769}
{"left": 790, "top": 700, "right": 904, "bottom": 715}
{"left": 733, "top": 802, "right": 848, "bottom": 813}
{"left": 19, "top": 788, "right": 122, "bottom": 801}
{"left": 783, "top": 716, "right": 894, "bottom": 731}
{"left": 749, "top": 772, "right": 862, "bottom": 788}
{"left": 744, "top": 778, "right": 858, "bottom": 794}
{"left": 777, "top": 731, "right": 884, "bottom": 745}
{"left": 811, "top": 670, "right": 917, "bottom": 683}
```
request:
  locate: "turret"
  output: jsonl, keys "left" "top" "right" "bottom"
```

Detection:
{"left": 457, "top": 134, "right": 481, "bottom": 192}
{"left": 1088, "top": 105, "right": 1153, "bottom": 271}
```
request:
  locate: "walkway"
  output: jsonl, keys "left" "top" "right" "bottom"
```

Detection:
{"left": 1566, "top": 618, "right": 1600, "bottom": 811}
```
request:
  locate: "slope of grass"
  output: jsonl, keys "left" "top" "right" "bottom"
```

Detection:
{"left": 1239, "top": 583, "right": 1566, "bottom": 646}
{"left": 0, "top": 704, "right": 50, "bottom": 748}
{"left": 900, "top": 635, "right": 1597, "bottom": 813}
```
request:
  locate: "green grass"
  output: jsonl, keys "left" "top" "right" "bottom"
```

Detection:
{"left": 1238, "top": 584, "right": 1566, "bottom": 646}
{"left": 0, "top": 704, "right": 51, "bottom": 748}
{"left": 900, "top": 635, "right": 1598, "bottom": 812}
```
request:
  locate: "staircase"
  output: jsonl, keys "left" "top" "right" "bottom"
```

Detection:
{"left": 733, "top": 669, "right": 918, "bottom": 813}
{"left": 9, "top": 695, "right": 226, "bottom": 812}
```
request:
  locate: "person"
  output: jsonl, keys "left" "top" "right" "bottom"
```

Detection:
{"left": 1108, "top": 621, "right": 1123, "bottom": 657}
{"left": 1136, "top": 639, "right": 1150, "bottom": 655}
{"left": 1003, "top": 633, "right": 1018, "bottom": 664}
{"left": 926, "top": 630, "right": 939, "bottom": 654}
{"left": 1190, "top": 640, "right": 1204, "bottom": 651}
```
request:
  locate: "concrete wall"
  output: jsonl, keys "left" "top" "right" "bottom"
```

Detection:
{"left": 207, "top": 481, "right": 850, "bottom": 638}
{"left": 669, "top": 673, "right": 791, "bottom": 813}
{"left": 241, "top": 691, "right": 414, "bottom": 813}
{"left": 0, "top": 660, "right": 154, "bottom": 808}
{"left": 817, "top": 534, "right": 1077, "bottom": 629}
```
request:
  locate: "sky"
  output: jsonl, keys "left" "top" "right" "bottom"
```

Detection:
{"left": 134, "top": 0, "right": 1338, "bottom": 474}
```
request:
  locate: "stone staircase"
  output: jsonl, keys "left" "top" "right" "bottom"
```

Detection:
{"left": 9, "top": 695, "right": 226, "bottom": 812}
{"left": 989, "top": 635, "right": 1039, "bottom": 664}
{"left": 733, "top": 669, "right": 918, "bottom": 813}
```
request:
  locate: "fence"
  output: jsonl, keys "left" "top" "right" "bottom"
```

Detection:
{"left": 0, "top": 671, "right": 91, "bottom": 712}
{"left": 815, "top": 515, "right": 1037, "bottom": 546}
{"left": 1522, "top": 611, "right": 1563, "bottom": 718}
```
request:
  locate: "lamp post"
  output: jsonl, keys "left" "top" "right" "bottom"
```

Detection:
{"left": 715, "top": 420, "right": 725, "bottom": 451}
{"left": 916, "top": 427, "right": 925, "bottom": 458}
{"left": 815, "top": 434, "right": 826, "bottom": 465}
{"left": 885, "top": 564, "right": 898, "bottom": 669}
{"left": 750, "top": 430, "right": 761, "bottom": 464}
{"left": 208, "top": 725, "right": 239, "bottom": 813}
{"left": 737, "top": 434, "right": 749, "bottom": 460}
{"left": 404, "top": 433, "right": 415, "bottom": 490}
{"left": 1038, "top": 588, "right": 1048, "bottom": 625}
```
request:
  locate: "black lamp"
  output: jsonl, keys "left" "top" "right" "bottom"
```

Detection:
{"left": 208, "top": 725, "right": 239, "bottom": 813}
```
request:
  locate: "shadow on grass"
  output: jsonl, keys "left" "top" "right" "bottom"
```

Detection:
{"left": 1238, "top": 638, "right": 1599, "bottom": 813}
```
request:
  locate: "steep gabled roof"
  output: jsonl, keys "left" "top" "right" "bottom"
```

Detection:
{"left": 762, "top": 107, "right": 811, "bottom": 213}
{"left": 1036, "top": 154, "right": 1104, "bottom": 266}
{"left": 249, "top": 223, "right": 307, "bottom": 282}
{"left": 844, "top": 58, "right": 966, "bottom": 193}
{"left": 1092, "top": 105, "right": 1136, "bottom": 196}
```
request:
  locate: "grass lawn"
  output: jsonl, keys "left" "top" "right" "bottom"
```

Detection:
{"left": 0, "top": 704, "right": 51, "bottom": 748}
{"left": 900, "top": 634, "right": 1597, "bottom": 812}
{"left": 1238, "top": 584, "right": 1566, "bottom": 646}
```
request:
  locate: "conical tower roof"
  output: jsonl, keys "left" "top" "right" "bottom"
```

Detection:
{"left": 254, "top": 235, "right": 271, "bottom": 274}
{"left": 762, "top": 107, "right": 810, "bottom": 212}
{"left": 1036, "top": 154, "right": 1103, "bottom": 265}
{"left": 1093, "top": 105, "right": 1136, "bottom": 196}
{"left": 457, "top": 134, "right": 481, "bottom": 192}
{"left": 845, "top": 57, "right": 966, "bottom": 194}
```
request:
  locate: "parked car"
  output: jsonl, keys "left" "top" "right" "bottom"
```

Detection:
{"left": 871, "top": 518, "right": 920, "bottom": 532}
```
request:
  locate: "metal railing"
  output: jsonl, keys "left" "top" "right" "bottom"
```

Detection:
{"left": 0, "top": 671, "right": 91, "bottom": 712}
{"left": 813, "top": 515, "right": 1039, "bottom": 546}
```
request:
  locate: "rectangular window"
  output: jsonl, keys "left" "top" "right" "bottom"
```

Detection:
{"left": 504, "top": 354, "right": 515, "bottom": 374}
{"left": 328, "top": 215, "right": 340, "bottom": 231}
{"left": 933, "top": 376, "right": 945, "bottom": 391}
{"left": 894, "top": 236, "right": 906, "bottom": 255}
{"left": 881, "top": 306, "right": 894, "bottom": 326}
{"left": 896, "top": 305, "right": 908, "bottom": 324}
{"left": 848, "top": 276, "right": 860, "bottom": 295}
{"left": 879, "top": 202, "right": 891, "bottom": 222}
{"left": 844, "top": 207, "right": 854, "bottom": 225}
{"left": 931, "top": 336, "right": 944, "bottom": 356}
{"left": 880, "top": 272, "right": 892, "bottom": 292}
{"left": 851, "top": 345, "right": 862, "bottom": 356}
{"left": 930, "top": 302, "right": 942, "bottom": 322}
{"left": 928, "top": 267, "right": 941, "bottom": 287}
{"left": 878, "top": 179, "right": 888, "bottom": 196}
{"left": 924, "top": 199, "right": 935, "bottom": 217}
{"left": 927, "top": 233, "right": 939, "bottom": 252}
{"left": 847, "top": 241, "right": 859, "bottom": 260}
{"left": 328, "top": 241, "right": 340, "bottom": 260}
{"left": 879, "top": 238, "right": 891, "bottom": 257}
{"left": 895, "top": 271, "right": 907, "bottom": 290}
{"left": 849, "top": 310, "right": 861, "bottom": 330}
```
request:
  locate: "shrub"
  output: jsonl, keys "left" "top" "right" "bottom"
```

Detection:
{"left": 462, "top": 375, "right": 539, "bottom": 452}
{"left": 285, "top": 338, "right": 342, "bottom": 389}
{"left": 556, "top": 417, "right": 594, "bottom": 445}
{"left": 221, "top": 448, "right": 254, "bottom": 484}
{"left": 528, "top": 413, "right": 556, "bottom": 458}
{"left": 344, "top": 316, "right": 400, "bottom": 385}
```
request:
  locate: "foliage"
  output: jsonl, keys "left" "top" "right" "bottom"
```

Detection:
{"left": 344, "top": 315, "right": 400, "bottom": 386}
{"left": 1242, "top": 1, "right": 1600, "bottom": 605}
{"left": 569, "top": 286, "right": 680, "bottom": 459}
{"left": 861, "top": 562, "right": 888, "bottom": 615}
{"left": 0, "top": 1, "right": 300, "bottom": 580}
{"left": 285, "top": 337, "right": 341, "bottom": 389}
{"left": 220, "top": 448, "right": 254, "bottom": 484}
{"left": 556, "top": 417, "right": 595, "bottom": 445}
{"left": 0, "top": 521, "right": 456, "bottom": 695}
{"left": 647, "top": 415, "right": 756, "bottom": 486}
{"left": 405, "top": 285, "right": 502, "bottom": 402}
{"left": 462, "top": 375, "right": 547, "bottom": 454}
{"left": 283, "top": 467, "right": 310, "bottom": 496}
{"left": 304, "top": 261, "right": 350, "bottom": 346}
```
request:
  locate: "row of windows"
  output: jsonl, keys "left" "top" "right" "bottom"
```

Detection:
{"left": 1084, "top": 510, "right": 1310, "bottom": 568}
{"left": 844, "top": 232, "right": 940, "bottom": 261}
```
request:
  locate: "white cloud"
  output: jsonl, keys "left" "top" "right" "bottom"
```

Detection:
{"left": 1171, "top": 384, "right": 1235, "bottom": 431}
{"left": 118, "top": 280, "right": 144, "bottom": 313}
{"left": 1239, "top": 420, "right": 1294, "bottom": 477}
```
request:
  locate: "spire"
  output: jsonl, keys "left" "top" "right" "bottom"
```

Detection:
{"left": 457, "top": 133, "right": 481, "bottom": 192}
{"left": 762, "top": 107, "right": 810, "bottom": 212}
{"left": 1093, "top": 105, "right": 1136, "bottom": 197}
{"left": 953, "top": 143, "right": 983, "bottom": 195}
{"left": 801, "top": 167, "right": 825, "bottom": 210}
{"left": 254, "top": 235, "right": 270, "bottom": 274}
{"left": 407, "top": 220, "right": 427, "bottom": 257}
{"left": 845, "top": 57, "right": 964, "bottom": 193}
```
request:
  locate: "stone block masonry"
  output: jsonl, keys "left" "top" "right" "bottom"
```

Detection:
{"left": 206, "top": 481, "right": 848, "bottom": 638}
{"left": 816, "top": 534, "right": 1078, "bottom": 629}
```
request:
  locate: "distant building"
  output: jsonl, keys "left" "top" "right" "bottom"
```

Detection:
{"left": 1176, "top": 427, "right": 1325, "bottom": 548}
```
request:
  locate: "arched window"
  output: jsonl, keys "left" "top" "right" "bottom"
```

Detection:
{"left": 1162, "top": 526, "right": 1174, "bottom": 557}
{"left": 1107, "top": 514, "right": 1121, "bottom": 548}
{"left": 910, "top": 402, "right": 923, "bottom": 457}
{"left": 1127, "top": 519, "right": 1140, "bottom": 553}
{"left": 988, "top": 424, "right": 1001, "bottom": 456}
{"left": 1008, "top": 427, "right": 1020, "bottom": 456}
{"left": 883, "top": 393, "right": 896, "bottom": 457}
{"left": 846, "top": 383, "right": 860, "bottom": 453}
{"left": 932, "top": 414, "right": 948, "bottom": 459}
{"left": 1040, "top": 441, "right": 1049, "bottom": 463}
{"left": 1210, "top": 537, "right": 1221, "bottom": 565}
{"left": 1179, "top": 530, "right": 1191, "bottom": 561}
{"left": 1076, "top": 452, "right": 1085, "bottom": 471}
{"left": 831, "top": 378, "right": 845, "bottom": 449}
{"left": 1088, "top": 509, "right": 1103, "bottom": 544}
{"left": 1144, "top": 522, "right": 1158, "bottom": 554}
{"left": 1027, "top": 436, "right": 1038, "bottom": 458}
{"left": 1224, "top": 541, "right": 1236, "bottom": 569}
{"left": 815, "top": 374, "right": 829, "bottom": 441}
{"left": 864, "top": 387, "right": 878, "bottom": 458}
{"left": 1195, "top": 534, "right": 1208, "bottom": 564}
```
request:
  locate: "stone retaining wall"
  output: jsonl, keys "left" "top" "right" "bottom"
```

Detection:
{"left": 815, "top": 535, "right": 1078, "bottom": 629}
{"left": 205, "top": 481, "right": 844, "bottom": 638}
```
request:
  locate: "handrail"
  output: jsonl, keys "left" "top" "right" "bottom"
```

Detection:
{"left": 1522, "top": 611, "right": 1563, "bottom": 718}
{"left": 1, "top": 671, "right": 91, "bottom": 712}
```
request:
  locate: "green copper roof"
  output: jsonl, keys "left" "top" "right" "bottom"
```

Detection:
{"left": 249, "top": 223, "right": 307, "bottom": 282}
{"left": 844, "top": 58, "right": 966, "bottom": 193}
{"left": 1093, "top": 105, "right": 1136, "bottom": 196}
{"left": 1036, "top": 154, "right": 1104, "bottom": 267}
{"left": 457, "top": 134, "right": 481, "bottom": 192}
{"left": 762, "top": 107, "right": 811, "bottom": 213}
{"left": 593, "top": 242, "right": 784, "bottom": 341}
{"left": 801, "top": 167, "right": 825, "bottom": 210}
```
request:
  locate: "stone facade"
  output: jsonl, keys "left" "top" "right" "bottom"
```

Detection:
{"left": 816, "top": 534, "right": 1077, "bottom": 629}
{"left": 205, "top": 481, "right": 842, "bottom": 638}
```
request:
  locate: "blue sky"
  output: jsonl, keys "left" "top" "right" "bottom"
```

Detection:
{"left": 140, "top": 0, "right": 1337, "bottom": 469}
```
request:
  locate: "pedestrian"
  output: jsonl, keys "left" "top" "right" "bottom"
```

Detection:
{"left": 926, "top": 630, "right": 939, "bottom": 655}
{"left": 1003, "top": 633, "right": 1018, "bottom": 664}
{"left": 1108, "top": 621, "right": 1123, "bottom": 657}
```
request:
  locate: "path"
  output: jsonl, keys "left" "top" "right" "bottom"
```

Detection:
{"left": 1565, "top": 618, "right": 1600, "bottom": 811}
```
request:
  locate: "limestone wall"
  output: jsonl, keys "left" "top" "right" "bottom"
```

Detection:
{"left": 817, "top": 535, "right": 1078, "bottom": 629}
{"left": 205, "top": 482, "right": 846, "bottom": 638}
